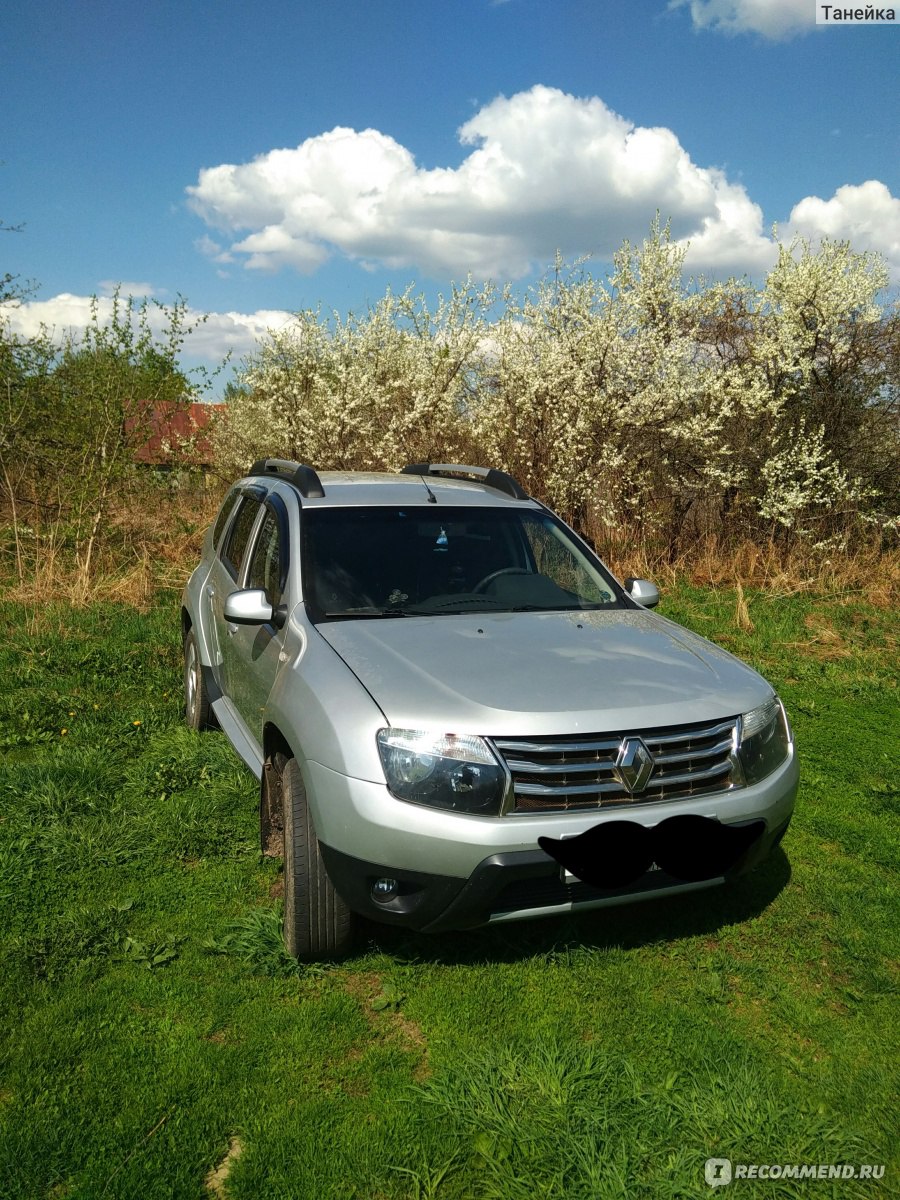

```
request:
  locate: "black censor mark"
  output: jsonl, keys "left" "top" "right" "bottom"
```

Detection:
{"left": 539, "top": 815, "right": 764, "bottom": 889}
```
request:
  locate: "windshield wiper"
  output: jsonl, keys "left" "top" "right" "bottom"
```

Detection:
{"left": 323, "top": 608, "right": 413, "bottom": 619}
{"left": 510, "top": 603, "right": 619, "bottom": 612}
{"left": 414, "top": 596, "right": 506, "bottom": 612}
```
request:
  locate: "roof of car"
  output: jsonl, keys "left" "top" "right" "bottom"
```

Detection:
{"left": 256, "top": 469, "right": 537, "bottom": 509}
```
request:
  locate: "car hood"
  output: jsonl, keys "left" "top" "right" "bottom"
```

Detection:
{"left": 316, "top": 608, "right": 771, "bottom": 736}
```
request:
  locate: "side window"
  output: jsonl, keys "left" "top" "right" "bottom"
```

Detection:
{"left": 246, "top": 508, "right": 283, "bottom": 607}
{"left": 523, "top": 517, "right": 613, "bottom": 604}
{"left": 221, "top": 497, "right": 262, "bottom": 579}
{"left": 212, "top": 491, "right": 237, "bottom": 549}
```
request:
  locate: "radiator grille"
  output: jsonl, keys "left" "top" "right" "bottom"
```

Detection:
{"left": 493, "top": 717, "right": 739, "bottom": 814}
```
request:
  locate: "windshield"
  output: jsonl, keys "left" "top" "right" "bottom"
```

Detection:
{"left": 304, "top": 506, "right": 623, "bottom": 619}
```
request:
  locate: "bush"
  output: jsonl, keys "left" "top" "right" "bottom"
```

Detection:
{"left": 0, "top": 292, "right": 210, "bottom": 594}
{"left": 221, "top": 225, "right": 899, "bottom": 557}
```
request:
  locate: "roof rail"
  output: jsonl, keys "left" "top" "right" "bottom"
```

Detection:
{"left": 248, "top": 458, "right": 325, "bottom": 499}
{"left": 401, "top": 462, "right": 529, "bottom": 501}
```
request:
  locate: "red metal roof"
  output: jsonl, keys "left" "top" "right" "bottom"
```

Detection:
{"left": 131, "top": 402, "right": 226, "bottom": 466}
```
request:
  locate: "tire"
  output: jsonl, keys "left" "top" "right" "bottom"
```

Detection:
{"left": 183, "top": 627, "right": 214, "bottom": 731}
{"left": 281, "top": 756, "right": 354, "bottom": 961}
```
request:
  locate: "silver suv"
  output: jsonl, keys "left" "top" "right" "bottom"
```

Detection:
{"left": 182, "top": 460, "right": 797, "bottom": 959}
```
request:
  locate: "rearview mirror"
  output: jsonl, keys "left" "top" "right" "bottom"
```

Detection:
{"left": 224, "top": 588, "right": 274, "bottom": 625}
{"left": 624, "top": 577, "right": 660, "bottom": 609}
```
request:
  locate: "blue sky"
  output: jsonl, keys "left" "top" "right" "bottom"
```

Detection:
{"left": 3, "top": 0, "right": 898, "bottom": 382}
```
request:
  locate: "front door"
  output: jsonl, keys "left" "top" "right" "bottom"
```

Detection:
{"left": 211, "top": 492, "right": 265, "bottom": 701}
{"left": 229, "top": 500, "right": 289, "bottom": 741}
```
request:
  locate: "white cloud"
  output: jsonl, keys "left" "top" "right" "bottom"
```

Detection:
{"left": 783, "top": 181, "right": 900, "bottom": 278}
{"left": 5, "top": 177, "right": 898, "bottom": 373}
{"left": 2, "top": 292, "right": 102, "bottom": 336}
{"left": 187, "top": 86, "right": 779, "bottom": 281}
{"left": 187, "top": 309, "right": 296, "bottom": 360}
{"left": 98, "top": 280, "right": 161, "bottom": 298}
{"left": 187, "top": 86, "right": 898, "bottom": 286}
{"left": 0, "top": 292, "right": 293, "bottom": 363}
{"left": 671, "top": 0, "right": 816, "bottom": 40}
{"left": 195, "top": 235, "right": 234, "bottom": 265}
{"left": 673, "top": 179, "right": 775, "bottom": 277}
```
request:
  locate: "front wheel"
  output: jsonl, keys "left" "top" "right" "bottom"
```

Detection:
{"left": 281, "top": 756, "right": 354, "bottom": 960}
{"left": 183, "top": 628, "right": 214, "bottom": 731}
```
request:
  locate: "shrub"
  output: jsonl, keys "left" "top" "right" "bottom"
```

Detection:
{"left": 220, "top": 225, "right": 899, "bottom": 556}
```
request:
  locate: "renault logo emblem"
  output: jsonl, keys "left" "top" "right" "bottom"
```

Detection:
{"left": 614, "top": 737, "right": 655, "bottom": 794}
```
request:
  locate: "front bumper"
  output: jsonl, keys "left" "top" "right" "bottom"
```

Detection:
{"left": 320, "top": 814, "right": 791, "bottom": 932}
{"left": 307, "top": 750, "right": 798, "bottom": 932}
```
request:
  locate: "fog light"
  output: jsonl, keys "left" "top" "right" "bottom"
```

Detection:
{"left": 371, "top": 877, "right": 399, "bottom": 903}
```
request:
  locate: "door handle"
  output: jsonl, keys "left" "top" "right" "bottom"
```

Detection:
{"left": 206, "top": 585, "right": 215, "bottom": 598}
{"left": 227, "top": 623, "right": 238, "bottom": 636}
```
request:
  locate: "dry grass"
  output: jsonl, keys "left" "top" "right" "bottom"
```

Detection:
{"left": 204, "top": 1137, "right": 243, "bottom": 1199}
{"left": 593, "top": 523, "right": 900, "bottom": 609}
{"left": 2, "top": 478, "right": 898, "bottom": 609}
{"left": 771, "top": 614, "right": 854, "bottom": 662}
{"left": 1, "top": 475, "right": 223, "bottom": 609}
{"left": 734, "top": 581, "right": 754, "bottom": 633}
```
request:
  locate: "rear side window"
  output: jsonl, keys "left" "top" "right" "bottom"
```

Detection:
{"left": 221, "top": 497, "right": 261, "bottom": 579}
{"left": 211, "top": 492, "right": 238, "bottom": 549}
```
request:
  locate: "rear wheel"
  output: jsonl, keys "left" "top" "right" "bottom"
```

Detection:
{"left": 280, "top": 755, "right": 354, "bottom": 960}
{"left": 183, "top": 628, "right": 214, "bottom": 731}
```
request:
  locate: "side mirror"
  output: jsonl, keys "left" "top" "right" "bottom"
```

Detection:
{"left": 224, "top": 588, "right": 274, "bottom": 625}
{"left": 624, "top": 577, "right": 660, "bottom": 609}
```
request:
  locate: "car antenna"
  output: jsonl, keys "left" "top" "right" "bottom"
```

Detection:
{"left": 421, "top": 476, "right": 438, "bottom": 503}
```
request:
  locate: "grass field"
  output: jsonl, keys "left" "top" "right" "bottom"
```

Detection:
{"left": 0, "top": 585, "right": 897, "bottom": 1199}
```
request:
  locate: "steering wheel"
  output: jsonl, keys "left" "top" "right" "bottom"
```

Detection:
{"left": 473, "top": 566, "right": 532, "bottom": 593}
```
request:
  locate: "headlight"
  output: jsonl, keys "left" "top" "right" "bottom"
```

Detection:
{"left": 376, "top": 729, "right": 508, "bottom": 814}
{"left": 737, "top": 697, "right": 792, "bottom": 785}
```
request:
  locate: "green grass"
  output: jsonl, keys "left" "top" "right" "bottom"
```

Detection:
{"left": 0, "top": 587, "right": 897, "bottom": 1199}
